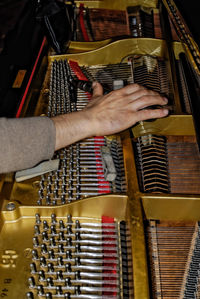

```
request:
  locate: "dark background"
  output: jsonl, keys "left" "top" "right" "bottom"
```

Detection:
{"left": 0, "top": 0, "right": 44, "bottom": 117}
{"left": 175, "top": 0, "right": 200, "bottom": 46}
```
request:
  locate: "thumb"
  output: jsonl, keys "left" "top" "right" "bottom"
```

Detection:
{"left": 92, "top": 82, "right": 103, "bottom": 97}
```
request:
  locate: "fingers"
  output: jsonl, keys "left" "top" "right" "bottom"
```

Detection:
{"left": 107, "top": 86, "right": 168, "bottom": 111}
{"left": 89, "top": 81, "right": 169, "bottom": 121}
{"left": 128, "top": 93, "right": 168, "bottom": 110}
{"left": 91, "top": 82, "right": 164, "bottom": 106}
{"left": 92, "top": 82, "right": 166, "bottom": 106}
{"left": 92, "top": 82, "right": 145, "bottom": 98}
{"left": 111, "top": 83, "right": 168, "bottom": 109}
{"left": 135, "top": 108, "right": 169, "bottom": 122}
{"left": 92, "top": 82, "right": 103, "bottom": 97}
{"left": 116, "top": 83, "right": 146, "bottom": 95}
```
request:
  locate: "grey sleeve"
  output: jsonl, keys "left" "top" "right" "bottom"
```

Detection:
{"left": 0, "top": 116, "right": 56, "bottom": 173}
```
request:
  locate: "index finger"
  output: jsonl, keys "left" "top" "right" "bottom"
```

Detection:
{"left": 115, "top": 83, "right": 146, "bottom": 95}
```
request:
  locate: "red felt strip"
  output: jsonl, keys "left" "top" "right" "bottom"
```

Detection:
{"left": 69, "top": 60, "right": 89, "bottom": 81}
{"left": 79, "top": 3, "right": 90, "bottom": 42}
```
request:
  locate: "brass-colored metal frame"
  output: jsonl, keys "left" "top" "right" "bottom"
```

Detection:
{"left": 0, "top": 195, "right": 129, "bottom": 298}
{"left": 0, "top": 25, "right": 199, "bottom": 298}
{"left": 67, "top": 0, "right": 158, "bottom": 10}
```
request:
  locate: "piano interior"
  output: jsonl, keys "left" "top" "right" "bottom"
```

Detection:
{"left": 0, "top": 0, "right": 200, "bottom": 298}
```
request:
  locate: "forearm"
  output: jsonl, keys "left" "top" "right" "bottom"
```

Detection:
{"left": 0, "top": 117, "right": 55, "bottom": 173}
{"left": 52, "top": 110, "right": 92, "bottom": 151}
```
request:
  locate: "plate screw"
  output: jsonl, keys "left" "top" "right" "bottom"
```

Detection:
{"left": 6, "top": 202, "right": 16, "bottom": 211}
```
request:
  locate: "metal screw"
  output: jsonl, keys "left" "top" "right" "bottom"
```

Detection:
{"left": 6, "top": 202, "right": 16, "bottom": 211}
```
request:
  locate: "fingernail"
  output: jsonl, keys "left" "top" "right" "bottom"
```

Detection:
{"left": 164, "top": 97, "right": 168, "bottom": 103}
{"left": 92, "top": 81, "right": 97, "bottom": 88}
{"left": 163, "top": 109, "right": 169, "bottom": 115}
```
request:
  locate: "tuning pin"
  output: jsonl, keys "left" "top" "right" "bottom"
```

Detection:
{"left": 67, "top": 215, "right": 73, "bottom": 224}
{"left": 68, "top": 190, "right": 73, "bottom": 201}
{"left": 58, "top": 231, "right": 65, "bottom": 242}
{"left": 66, "top": 237, "right": 72, "bottom": 247}
{"left": 26, "top": 292, "right": 34, "bottom": 299}
{"left": 50, "top": 225, "right": 57, "bottom": 235}
{"left": 54, "top": 170, "right": 60, "bottom": 180}
{"left": 59, "top": 220, "right": 65, "bottom": 230}
{"left": 53, "top": 189, "right": 59, "bottom": 199}
{"left": 75, "top": 232, "right": 81, "bottom": 241}
{"left": 75, "top": 271, "right": 81, "bottom": 280}
{"left": 48, "top": 249, "right": 55, "bottom": 260}
{"left": 30, "top": 262, "right": 37, "bottom": 274}
{"left": 54, "top": 180, "right": 59, "bottom": 190}
{"left": 75, "top": 257, "right": 81, "bottom": 266}
{"left": 49, "top": 236, "right": 56, "bottom": 247}
{"left": 76, "top": 186, "right": 80, "bottom": 195}
{"left": 65, "top": 263, "right": 72, "bottom": 273}
{"left": 62, "top": 184, "right": 67, "bottom": 193}
{"left": 57, "top": 244, "right": 63, "bottom": 254}
{"left": 76, "top": 194, "right": 80, "bottom": 200}
{"left": 65, "top": 277, "right": 71, "bottom": 287}
{"left": 67, "top": 225, "right": 72, "bottom": 235}
{"left": 40, "top": 180, "right": 45, "bottom": 190}
{"left": 38, "top": 270, "right": 45, "bottom": 281}
{"left": 51, "top": 213, "right": 57, "bottom": 224}
{"left": 38, "top": 189, "right": 44, "bottom": 199}
{"left": 64, "top": 293, "right": 71, "bottom": 299}
{"left": 32, "top": 249, "right": 39, "bottom": 260}
{"left": 42, "top": 231, "right": 49, "bottom": 241}
{"left": 35, "top": 213, "right": 41, "bottom": 224}
{"left": 66, "top": 250, "right": 72, "bottom": 260}
{"left": 45, "top": 293, "right": 52, "bottom": 299}
{"left": 46, "top": 184, "right": 52, "bottom": 195}
{"left": 61, "top": 195, "right": 66, "bottom": 205}
{"left": 47, "top": 263, "right": 54, "bottom": 273}
{"left": 46, "top": 195, "right": 51, "bottom": 205}
{"left": 75, "top": 286, "right": 81, "bottom": 295}
{"left": 40, "top": 256, "right": 47, "bottom": 267}
{"left": 52, "top": 199, "right": 57, "bottom": 206}
{"left": 75, "top": 220, "right": 81, "bottom": 229}
{"left": 47, "top": 276, "right": 54, "bottom": 287}
{"left": 56, "top": 270, "right": 63, "bottom": 280}
{"left": 41, "top": 243, "right": 48, "bottom": 254}
{"left": 56, "top": 286, "right": 63, "bottom": 295}
{"left": 75, "top": 244, "right": 81, "bottom": 253}
{"left": 62, "top": 167, "right": 67, "bottom": 176}
{"left": 33, "top": 237, "right": 39, "bottom": 247}
{"left": 34, "top": 225, "right": 40, "bottom": 235}
{"left": 28, "top": 277, "right": 35, "bottom": 288}
{"left": 43, "top": 220, "right": 49, "bottom": 231}
{"left": 57, "top": 256, "right": 64, "bottom": 266}
{"left": 37, "top": 199, "right": 42, "bottom": 205}
{"left": 37, "top": 285, "right": 44, "bottom": 296}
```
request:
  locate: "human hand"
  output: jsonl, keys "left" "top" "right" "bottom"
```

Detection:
{"left": 83, "top": 82, "right": 169, "bottom": 136}
{"left": 52, "top": 82, "right": 169, "bottom": 151}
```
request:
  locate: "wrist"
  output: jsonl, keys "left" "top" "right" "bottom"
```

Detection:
{"left": 52, "top": 110, "right": 94, "bottom": 151}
